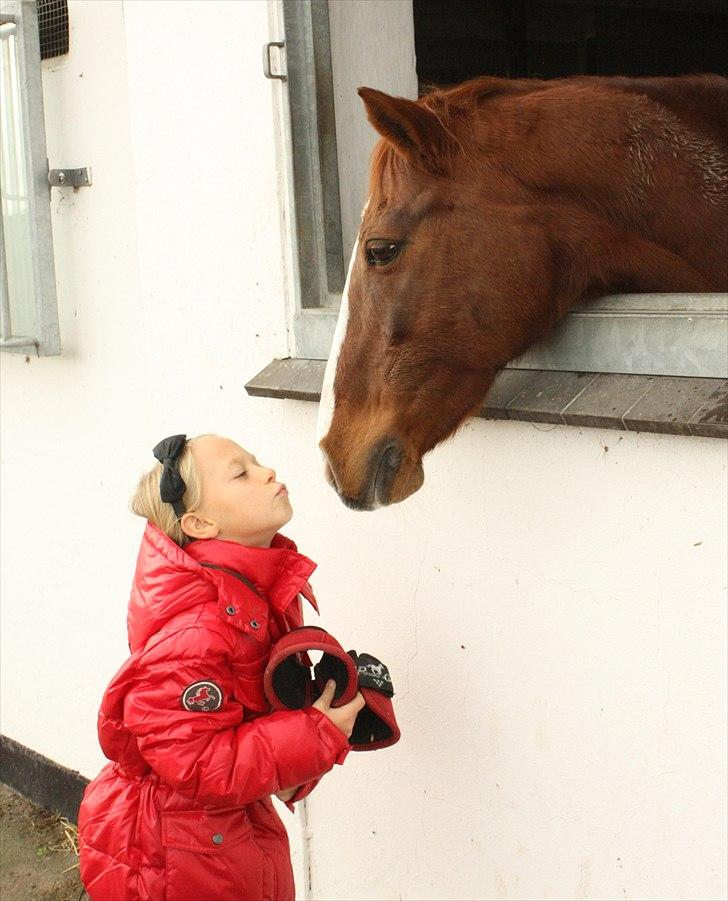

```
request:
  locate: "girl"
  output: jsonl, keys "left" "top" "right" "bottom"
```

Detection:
{"left": 78, "top": 433, "right": 364, "bottom": 901}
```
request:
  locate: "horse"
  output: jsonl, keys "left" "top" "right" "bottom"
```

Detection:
{"left": 317, "top": 74, "right": 728, "bottom": 510}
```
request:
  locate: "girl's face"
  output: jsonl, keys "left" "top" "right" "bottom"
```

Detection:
{"left": 182, "top": 435, "right": 292, "bottom": 547}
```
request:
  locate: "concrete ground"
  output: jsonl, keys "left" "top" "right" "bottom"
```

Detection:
{"left": 0, "top": 783, "right": 86, "bottom": 901}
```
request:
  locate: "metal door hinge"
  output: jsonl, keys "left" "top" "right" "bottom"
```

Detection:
{"left": 48, "top": 167, "right": 92, "bottom": 189}
{"left": 263, "top": 41, "right": 286, "bottom": 81}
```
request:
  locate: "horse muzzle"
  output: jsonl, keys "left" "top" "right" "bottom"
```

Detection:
{"left": 323, "top": 438, "right": 423, "bottom": 510}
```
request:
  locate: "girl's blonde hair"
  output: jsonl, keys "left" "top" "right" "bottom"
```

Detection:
{"left": 130, "top": 436, "right": 206, "bottom": 546}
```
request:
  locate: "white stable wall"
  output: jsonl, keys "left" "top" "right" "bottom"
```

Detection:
{"left": 0, "top": 3, "right": 726, "bottom": 900}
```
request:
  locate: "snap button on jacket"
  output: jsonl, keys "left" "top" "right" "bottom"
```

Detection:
{"left": 78, "top": 524, "right": 349, "bottom": 901}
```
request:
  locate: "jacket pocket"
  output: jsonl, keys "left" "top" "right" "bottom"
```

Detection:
{"left": 161, "top": 807, "right": 265, "bottom": 901}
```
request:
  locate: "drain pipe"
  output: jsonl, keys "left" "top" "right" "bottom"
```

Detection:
{"left": 298, "top": 797, "right": 314, "bottom": 900}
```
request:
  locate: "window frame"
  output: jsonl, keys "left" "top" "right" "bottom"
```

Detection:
{"left": 275, "top": 0, "right": 343, "bottom": 360}
{"left": 1, "top": 0, "right": 60, "bottom": 357}
{"left": 275, "top": 0, "right": 726, "bottom": 378}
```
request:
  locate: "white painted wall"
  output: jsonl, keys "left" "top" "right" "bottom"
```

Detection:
{"left": 0, "top": 3, "right": 725, "bottom": 900}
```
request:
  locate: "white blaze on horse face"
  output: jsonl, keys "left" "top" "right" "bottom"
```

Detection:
{"left": 316, "top": 242, "right": 357, "bottom": 445}
{"left": 317, "top": 201, "right": 369, "bottom": 446}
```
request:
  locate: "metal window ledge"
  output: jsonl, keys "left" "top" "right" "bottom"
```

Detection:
{"left": 245, "top": 359, "right": 727, "bottom": 439}
{"left": 293, "top": 294, "right": 728, "bottom": 374}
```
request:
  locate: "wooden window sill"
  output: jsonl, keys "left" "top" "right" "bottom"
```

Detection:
{"left": 245, "top": 359, "right": 727, "bottom": 439}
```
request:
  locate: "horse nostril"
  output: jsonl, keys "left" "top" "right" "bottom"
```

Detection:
{"left": 379, "top": 443, "right": 402, "bottom": 473}
{"left": 372, "top": 440, "right": 403, "bottom": 506}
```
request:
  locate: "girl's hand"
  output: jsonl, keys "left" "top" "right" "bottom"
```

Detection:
{"left": 312, "top": 680, "right": 365, "bottom": 738}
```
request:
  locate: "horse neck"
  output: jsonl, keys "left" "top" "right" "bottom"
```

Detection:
{"left": 470, "top": 81, "right": 724, "bottom": 298}
{"left": 600, "top": 75, "right": 728, "bottom": 147}
{"left": 472, "top": 76, "right": 727, "bottom": 196}
{"left": 545, "top": 207, "right": 712, "bottom": 315}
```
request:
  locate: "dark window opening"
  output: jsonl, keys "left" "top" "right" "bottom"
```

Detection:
{"left": 413, "top": 0, "right": 728, "bottom": 90}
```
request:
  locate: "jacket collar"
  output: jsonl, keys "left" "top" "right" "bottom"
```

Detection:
{"left": 185, "top": 534, "right": 318, "bottom": 617}
{"left": 127, "top": 524, "right": 317, "bottom": 652}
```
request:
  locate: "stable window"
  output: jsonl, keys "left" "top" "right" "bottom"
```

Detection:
{"left": 274, "top": 0, "right": 726, "bottom": 377}
{"left": 0, "top": 0, "right": 60, "bottom": 356}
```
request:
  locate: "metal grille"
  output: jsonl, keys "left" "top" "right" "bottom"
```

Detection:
{"left": 38, "top": 0, "right": 68, "bottom": 60}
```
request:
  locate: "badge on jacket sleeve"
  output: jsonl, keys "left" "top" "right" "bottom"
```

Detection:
{"left": 181, "top": 681, "right": 224, "bottom": 712}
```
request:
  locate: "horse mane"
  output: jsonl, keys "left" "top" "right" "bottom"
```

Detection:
{"left": 419, "top": 75, "right": 543, "bottom": 107}
{"left": 421, "top": 73, "right": 727, "bottom": 134}
{"left": 368, "top": 73, "right": 728, "bottom": 189}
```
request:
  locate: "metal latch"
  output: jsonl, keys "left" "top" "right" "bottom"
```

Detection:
{"left": 48, "top": 167, "right": 92, "bottom": 189}
{"left": 263, "top": 42, "right": 286, "bottom": 81}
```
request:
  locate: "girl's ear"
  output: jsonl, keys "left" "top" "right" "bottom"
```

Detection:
{"left": 180, "top": 512, "right": 219, "bottom": 541}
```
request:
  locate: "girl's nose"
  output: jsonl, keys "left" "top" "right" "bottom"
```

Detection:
{"left": 263, "top": 467, "right": 276, "bottom": 482}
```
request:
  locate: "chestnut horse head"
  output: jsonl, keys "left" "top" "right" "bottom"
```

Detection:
{"left": 319, "top": 75, "right": 728, "bottom": 509}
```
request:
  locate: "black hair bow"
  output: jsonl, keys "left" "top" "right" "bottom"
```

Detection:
{"left": 152, "top": 434, "right": 188, "bottom": 518}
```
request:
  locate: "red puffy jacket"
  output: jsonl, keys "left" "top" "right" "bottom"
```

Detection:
{"left": 78, "top": 524, "right": 350, "bottom": 901}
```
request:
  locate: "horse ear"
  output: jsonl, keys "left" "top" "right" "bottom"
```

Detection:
{"left": 358, "top": 87, "right": 448, "bottom": 171}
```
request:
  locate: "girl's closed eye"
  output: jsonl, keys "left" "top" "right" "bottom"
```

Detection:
{"left": 236, "top": 470, "right": 247, "bottom": 479}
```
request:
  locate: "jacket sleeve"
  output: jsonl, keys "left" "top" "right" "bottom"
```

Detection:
{"left": 123, "top": 627, "right": 350, "bottom": 808}
{"left": 281, "top": 776, "right": 322, "bottom": 812}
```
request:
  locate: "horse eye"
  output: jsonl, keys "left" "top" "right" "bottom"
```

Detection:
{"left": 365, "top": 240, "right": 401, "bottom": 267}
